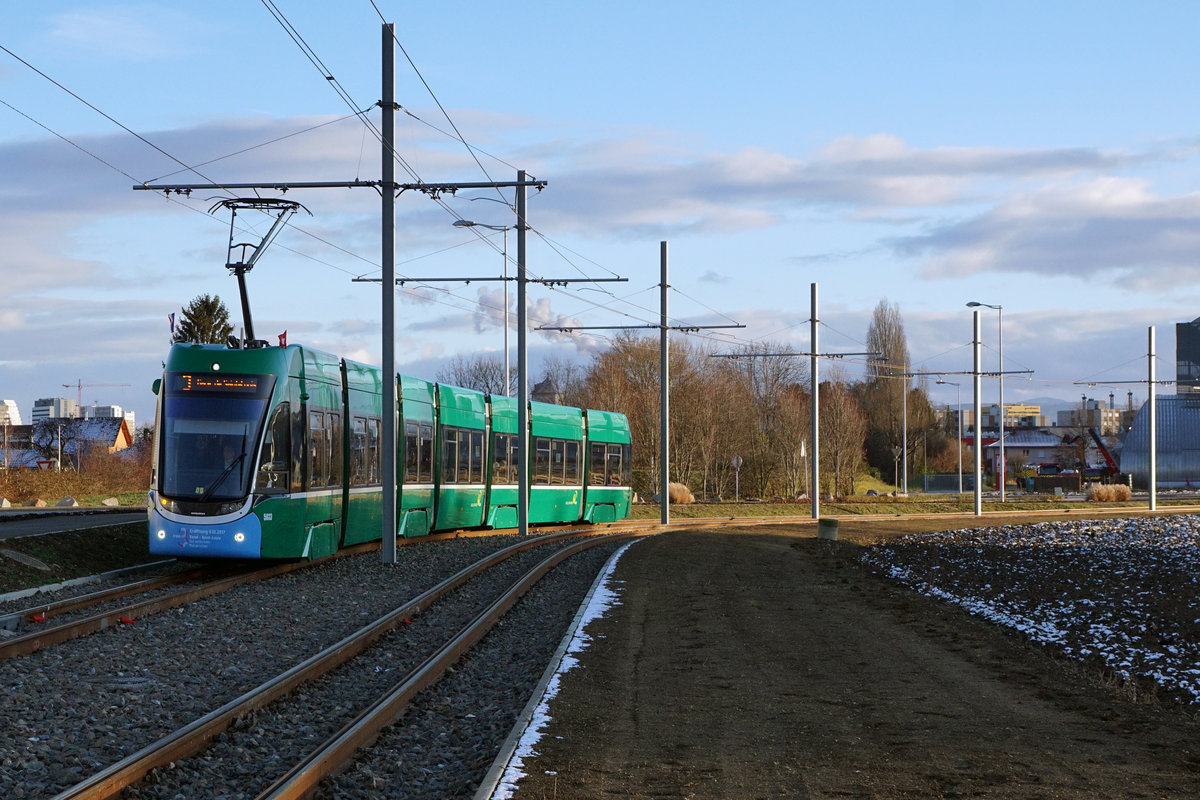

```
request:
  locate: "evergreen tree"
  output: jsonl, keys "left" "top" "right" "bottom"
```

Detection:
{"left": 173, "top": 294, "right": 234, "bottom": 344}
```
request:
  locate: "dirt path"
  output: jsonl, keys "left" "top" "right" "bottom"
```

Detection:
{"left": 505, "top": 526, "right": 1200, "bottom": 799}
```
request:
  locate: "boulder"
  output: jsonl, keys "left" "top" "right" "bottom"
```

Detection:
{"left": 101, "top": 497, "right": 121, "bottom": 507}
{"left": 55, "top": 496, "right": 79, "bottom": 508}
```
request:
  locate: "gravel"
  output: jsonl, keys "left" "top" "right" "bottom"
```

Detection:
{"left": 0, "top": 533, "right": 583, "bottom": 798}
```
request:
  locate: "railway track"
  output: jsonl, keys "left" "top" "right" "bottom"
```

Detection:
{"left": 46, "top": 529, "right": 647, "bottom": 800}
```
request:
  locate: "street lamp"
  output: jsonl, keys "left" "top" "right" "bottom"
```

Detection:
{"left": 967, "top": 301, "right": 1004, "bottom": 500}
{"left": 454, "top": 219, "right": 512, "bottom": 394}
{"left": 937, "top": 379, "right": 963, "bottom": 494}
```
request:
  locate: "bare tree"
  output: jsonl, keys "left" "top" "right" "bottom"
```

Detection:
{"left": 436, "top": 354, "right": 509, "bottom": 395}
{"left": 820, "top": 368, "right": 867, "bottom": 496}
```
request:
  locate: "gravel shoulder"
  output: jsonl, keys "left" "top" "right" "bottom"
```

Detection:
{"left": 504, "top": 522, "right": 1200, "bottom": 799}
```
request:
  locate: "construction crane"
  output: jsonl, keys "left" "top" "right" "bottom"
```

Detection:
{"left": 62, "top": 380, "right": 131, "bottom": 415}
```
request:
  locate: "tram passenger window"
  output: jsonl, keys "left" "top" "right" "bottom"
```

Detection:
{"left": 549, "top": 440, "right": 564, "bottom": 485}
{"left": 509, "top": 436, "right": 521, "bottom": 482}
{"left": 350, "top": 417, "right": 367, "bottom": 487}
{"left": 534, "top": 437, "right": 551, "bottom": 485}
{"left": 257, "top": 402, "right": 290, "bottom": 494}
{"left": 441, "top": 427, "right": 457, "bottom": 484}
{"left": 419, "top": 424, "right": 433, "bottom": 482}
{"left": 622, "top": 444, "right": 632, "bottom": 486}
{"left": 469, "top": 431, "right": 483, "bottom": 483}
{"left": 404, "top": 421, "right": 419, "bottom": 483}
{"left": 458, "top": 431, "right": 471, "bottom": 482}
{"left": 309, "top": 412, "right": 328, "bottom": 488}
{"left": 607, "top": 444, "right": 623, "bottom": 486}
{"left": 588, "top": 443, "right": 605, "bottom": 485}
{"left": 565, "top": 441, "right": 579, "bottom": 485}
{"left": 366, "top": 418, "right": 381, "bottom": 485}
{"left": 329, "top": 413, "right": 342, "bottom": 487}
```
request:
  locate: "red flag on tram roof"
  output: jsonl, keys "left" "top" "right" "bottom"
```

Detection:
{"left": 278, "top": 330, "right": 287, "bottom": 347}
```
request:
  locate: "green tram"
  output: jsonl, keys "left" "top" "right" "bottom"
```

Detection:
{"left": 148, "top": 342, "right": 633, "bottom": 559}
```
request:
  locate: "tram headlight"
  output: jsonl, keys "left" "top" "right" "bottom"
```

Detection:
{"left": 156, "top": 529, "right": 167, "bottom": 540}
{"left": 234, "top": 532, "right": 246, "bottom": 543}
{"left": 218, "top": 501, "right": 243, "bottom": 516}
{"left": 159, "top": 497, "right": 180, "bottom": 514}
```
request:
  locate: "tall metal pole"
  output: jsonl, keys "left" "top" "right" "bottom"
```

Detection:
{"left": 901, "top": 382, "right": 908, "bottom": 494}
{"left": 660, "top": 241, "right": 670, "bottom": 525}
{"left": 1149, "top": 325, "right": 1157, "bottom": 511}
{"left": 810, "top": 282, "right": 820, "bottom": 520}
{"left": 380, "top": 24, "right": 397, "bottom": 563}
{"left": 517, "top": 170, "right": 529, "bottom": 535}
{"left": 998, "top": 306, "right": 1006, "bottom": 501}
{"left": 973, "top": 310, "right": 982, "bottom": 516}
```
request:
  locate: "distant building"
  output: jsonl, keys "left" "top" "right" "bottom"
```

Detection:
{"left": 0, "top": 399, "right": 20, "bottom": 427}
{"left": 1177, "top": 317, "right": 1200, "bottom": 393}
{"left": 85, "top": 404, "right": 135, "bottom": 431}
{"left": 1056, "top": 397, "right": 1121, "bottom": 434}
{"left": 31, "top": 397, "right": 78, "bottom": 422}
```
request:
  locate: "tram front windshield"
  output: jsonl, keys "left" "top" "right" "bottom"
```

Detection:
{"left": 158, "top": 372, "right": 276, "bottom": 502}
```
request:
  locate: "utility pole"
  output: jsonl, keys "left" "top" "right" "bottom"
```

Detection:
{"left": 381, "top": 23, "right": 397, "bottom": 561}
{"left": 660, "top": 242, "right": 669, "bottom": 524}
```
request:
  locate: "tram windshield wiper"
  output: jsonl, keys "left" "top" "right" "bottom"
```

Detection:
{"left": 199, "top": 450, "right": 247, "bottom": 503}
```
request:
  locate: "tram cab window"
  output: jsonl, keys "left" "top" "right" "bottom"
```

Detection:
{"left": 256, "top": 402, "right": 291, "bottom": 494}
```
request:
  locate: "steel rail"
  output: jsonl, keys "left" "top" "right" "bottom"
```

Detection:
{"left": 4, "top": 565, "right": 212, "bottom": 627}
{"left": 0, "top": 541, "right": 378, "bottom": 660}
{"left": 256, "top": 531, "right": 647, "bottom": 800}
{"left": 49, "top": 529, "right": 600, "bottom": 800}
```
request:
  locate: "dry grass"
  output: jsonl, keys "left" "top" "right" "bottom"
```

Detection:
{"left": 1088, "top": 484, "right": 1133, "bottom": 502}
{"left": 0, "top": 448, "right": 151, "bottom": 505}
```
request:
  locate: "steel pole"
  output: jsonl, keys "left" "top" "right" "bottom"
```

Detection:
{"left": 1149, "top": 325, "right": 1157, "bottom": 511}
{"left": 517, "top": 170, "right": 529, "bottom": 535}
{"left": 660, "top": 241, "right": 670, "bottom": 525}
{"left": 380, "top": 24, "right": 397, "bottom": 563}
{"left": 810, "top": 282, "right": 820, "bottom": 520}
{"left": 973, "top": 310, "right": 982, "bottom": 516}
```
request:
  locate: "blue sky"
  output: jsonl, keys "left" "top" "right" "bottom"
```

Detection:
{"left": 2, "top": 1, "right": 1198, "bottom": 426}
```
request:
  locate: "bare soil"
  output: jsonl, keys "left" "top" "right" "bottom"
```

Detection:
{"left": 506, "top": 519, "right": 1200, "bottom": 799}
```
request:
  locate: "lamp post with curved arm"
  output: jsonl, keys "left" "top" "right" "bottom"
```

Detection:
{"left": 454, "top": 219, "right": 512, "bottom": 394}
{"left": 967, "top": 301, "right": 1004, "bottom": 500}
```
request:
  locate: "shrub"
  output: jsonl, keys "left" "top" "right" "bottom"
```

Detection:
{"left": 667, "top": 482, "right": 695, "bottom": 504}
{"left": 1087, "top": 483, "right": 1133, "bottom": 502}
